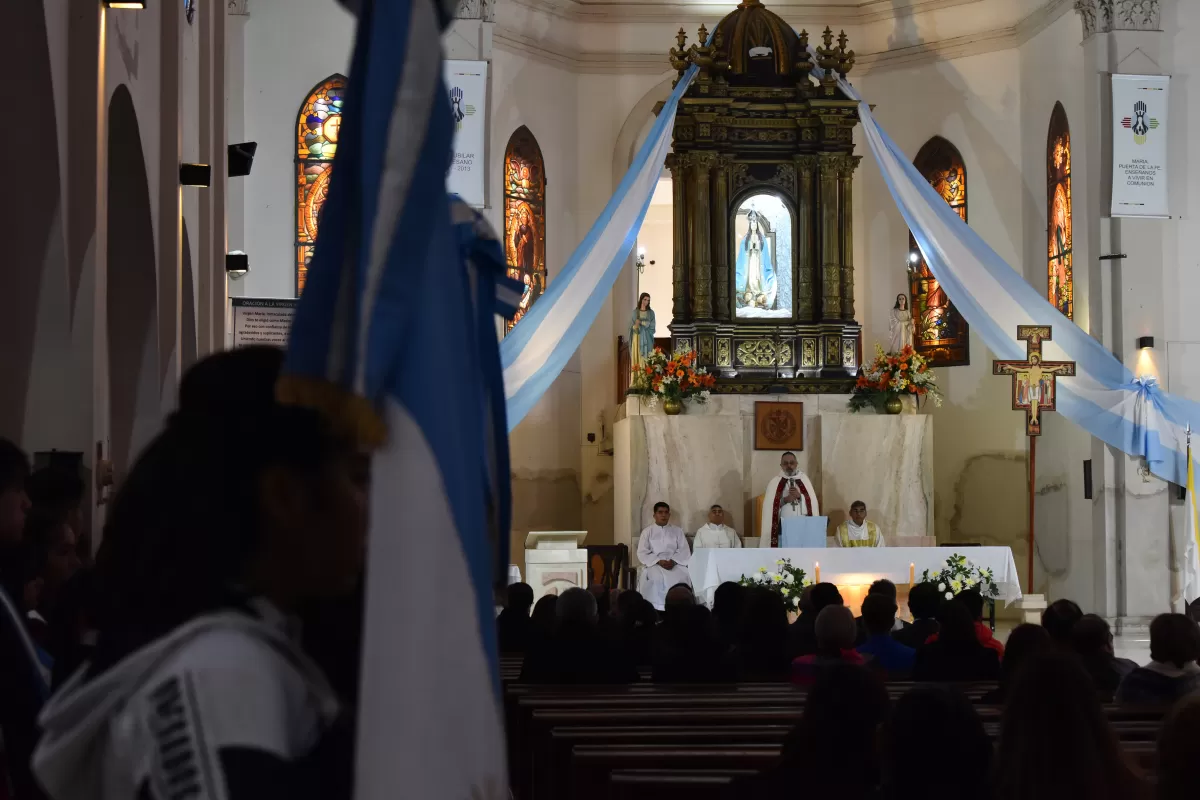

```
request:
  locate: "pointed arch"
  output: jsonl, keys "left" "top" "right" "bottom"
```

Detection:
{"left": 502, "top": 126, "right": 547, "bottom": 334}
{"left": 1047, "top": 102, "right": 1073, "bottom": 319}
{"left": 295, "top": 74, "right": 347, "bottom": 296}
{"left": 908, "top": 135, "right": 970, "bottom": 366}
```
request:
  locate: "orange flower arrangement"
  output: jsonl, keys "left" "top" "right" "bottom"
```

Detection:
{"left": 636, "top": 347, "right": 716, "bottom": 406}
{"left": 848, "top": 343, "right": 942, "bottom": 412}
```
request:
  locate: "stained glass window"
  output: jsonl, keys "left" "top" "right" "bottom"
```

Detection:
{"left": 295, "top": 74, "right": 346, "bottom": 296}
{"left": 503, "top": 126, "right": 546, "bottom": 333}
{"left": 908, "top": 136, "right": 970, "bottom": 367}
{"left": 1047, "top": 102, "right": 1073, "bottom": 319}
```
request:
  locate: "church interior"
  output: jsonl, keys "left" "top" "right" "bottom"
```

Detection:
{"left": 8, "top": 0, "right": 1200, "bottom": 797}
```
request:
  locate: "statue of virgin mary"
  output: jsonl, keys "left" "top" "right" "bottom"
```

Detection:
{"left": 735, "top": 210, "right": 777, "bottom": 310}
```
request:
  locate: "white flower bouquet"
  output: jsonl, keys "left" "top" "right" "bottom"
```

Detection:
{"left": 920, "top": 553, "right": 998, "bottom": 600}
{"left": 738, "top": 558, "right": 812, "bottom": 611}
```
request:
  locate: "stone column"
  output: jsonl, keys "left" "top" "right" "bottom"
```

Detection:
{"left": 795, "top": 156, "right": 817, "bottom": 321}
{"left": 818, "top": 153, "right": 842, "bottom": 321}
{"left": 839, "top": 155, "right": 860, "bottom": 320}
{"left": 691, "top": 152, "right": 715, "bottom": 319}
{"left": 667, "top": 153, "right": 691, "bottom": 321}
{"left": 712, "top": 156, "right": 731, "bottom": 320}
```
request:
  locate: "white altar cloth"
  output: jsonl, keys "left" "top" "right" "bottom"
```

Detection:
{"left": 689, "top": 547, "right": 1023, "bottom": 608}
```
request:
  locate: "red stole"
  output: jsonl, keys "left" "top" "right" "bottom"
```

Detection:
{"left": 769, "top": 476, "right": 813, "bottom": 547}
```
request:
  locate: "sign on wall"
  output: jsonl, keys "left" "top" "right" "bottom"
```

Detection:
{"left": 231, "top": 298, "right": 297, "bottom": 348}
{"left": 444, "top": 60, "right": 488, "bottom": 208}
{"left": 1111, "top": 74, "right": 1170, "bottom": 218}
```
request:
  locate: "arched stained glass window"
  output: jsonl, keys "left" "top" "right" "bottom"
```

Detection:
{"left": 295, "top": 74, "right": 346, "bottom": 296}
{"left": 503, "top": 126, "right": 546, "bottom": 334}
{"left": 1047, "top": 103, "right": 1073, "bottom": 319}
{"left": 908, "top": 136, "right": 970, "bottom": 367}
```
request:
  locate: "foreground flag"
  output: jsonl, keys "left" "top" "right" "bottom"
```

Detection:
{"left": 1185, "top": 432, "right": 1200, "bottom": 605}
{"left": 279, "top": 0, "right": 519, "bottom": 796}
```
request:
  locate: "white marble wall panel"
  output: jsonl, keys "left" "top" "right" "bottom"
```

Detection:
{"left": 819, "top": 415, "right": 934, "bottom": 538}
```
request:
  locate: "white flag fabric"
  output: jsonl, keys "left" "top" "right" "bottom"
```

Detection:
{"left": 1185, "top": 444, "right": 1200, "bottom": 605}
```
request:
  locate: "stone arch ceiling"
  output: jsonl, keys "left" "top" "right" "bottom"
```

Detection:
{"left": 494, "top": 0, "right": 1075, "bottom": 74}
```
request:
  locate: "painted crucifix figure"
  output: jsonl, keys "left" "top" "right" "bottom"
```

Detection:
{"left": 993, "top": 325, "right": 1076, "bottom": 436}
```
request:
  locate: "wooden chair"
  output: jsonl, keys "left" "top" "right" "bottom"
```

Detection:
{"left": 586, "top": 544, "right": 629, "bottom": 590}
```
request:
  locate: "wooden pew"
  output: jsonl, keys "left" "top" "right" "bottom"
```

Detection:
{"left": 609, "top": 769, "right": 754, "bottom": 800}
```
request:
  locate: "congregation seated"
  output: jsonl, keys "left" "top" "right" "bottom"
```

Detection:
{"left": 891, "top": 580, "right": 940, "bottom": 649}
{"left": 883, "top": 684, "right": 991, "bottom": 800}
{"left": 711, "top": 581, "right": 746, "bottom": 649}
{"left": 1041, "top": 597, "right": 1084, "bottom": 646}
{"left": 787, "top": 581, "right": 843, "bottom": 659}
{"left": 726, "top": 586, "right": 791, "bottom": 682}
{"left": 496, "top": 581, "right": 534, "bottom": 654}
{"left": 791, "top": 605, "right": 868, "bottom": 686}
{"left": 1116, "top": 613, "right": 1200, "bottom": 707}
{"left": 998, "top": 651, "right": 1146, "bottom": 800}
{"left": 1073, "top": 613, "right": 1137, "bottom": 701}
{"left": 854, "top": 578, "right": 910, "bottom": 645}
{"left": 980, "top": 623, "right": 1051, "bottom": 705}
{"left": 856, "top": 593, "right": 915, "bottom": 680}
{"left": 519, "top": 587, "right": 637, "bottom": 684}
{"left": 911, "top": 598, "right": 1000, "bottom": 683}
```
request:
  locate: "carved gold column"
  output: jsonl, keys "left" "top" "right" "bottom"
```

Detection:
{"left": 667, "top": 153, "right": 690, "bottom": 320}
{"left": 839, "top": 155, "right": 861, "bottom": 320}
{"left": 691, "top": 152, "right": 715, "bottom": 319}
{"left": 818, "top": 152, "right": 842, "bottom": 321}
{"left": 711, "top": 156, "right": 731, "bottom": 320}
{"left": 795, "top": 155, "right": 817, "bottom": 321}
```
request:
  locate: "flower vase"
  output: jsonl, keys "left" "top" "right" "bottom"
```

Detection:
{"left": 884, "top": 395, "right": 903, "bottom": 415}
{"left": 663, "top": 397, "right": 684, "bottom": 416}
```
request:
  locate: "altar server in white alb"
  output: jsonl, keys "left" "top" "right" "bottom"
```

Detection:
{"left": 693, "top": 505, "right": 742, "bottom": 549}
{"left": 835, "top": 500, "right": 885, "bottom": 548}
{"left": 637, "top": 502, "right": 692, "bottom": 610}
{"left": 760, "top": 451, "right": 819, "bottom": 547}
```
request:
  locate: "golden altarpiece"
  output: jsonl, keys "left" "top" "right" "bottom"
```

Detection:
{"left": 664, "top": 0, "right": 861, "bottom": 392}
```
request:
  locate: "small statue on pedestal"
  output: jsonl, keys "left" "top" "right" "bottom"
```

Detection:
{"left": 629, "top": 292, "right": 656, "bottom": 385}
{"left": 889, "top": 293, "right": 914, "bottom": 353}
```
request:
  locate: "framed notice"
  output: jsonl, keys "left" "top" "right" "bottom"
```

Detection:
{"left": 1111, "top": 74, "right": 1170, "bottom": 218}
{"left": 754, "top": 401, "right": 804, "bottom": 451}
{"left": 444, "top": 60, "right": 488, "bottom": 208}
{"left": 231, "top": 298, "right": 297, "bottom": 348}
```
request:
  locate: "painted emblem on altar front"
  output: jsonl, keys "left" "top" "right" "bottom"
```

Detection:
{"left": 755, "top": 402, "right": 804, "bottom": 451}
{"left": 733, "top": 192, "right": 792, "bottom": 319}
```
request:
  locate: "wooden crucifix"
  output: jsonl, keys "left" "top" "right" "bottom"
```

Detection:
{"left": 992, "top": 326, "right": 1076, "bottom": 592}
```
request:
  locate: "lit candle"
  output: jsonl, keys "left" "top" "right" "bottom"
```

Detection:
{"left": 815, "top": 562, "right": 820, "bottom": 583}
{"left": 909, "top": 562, "right": 915, "bottom": 585}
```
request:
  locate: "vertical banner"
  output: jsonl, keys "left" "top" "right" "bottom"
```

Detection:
{"left": 444, "top": 59, "right": 488, "bottom": 208}
{"left": 1111, "top": 74, "right": 1170, "bottom": 218}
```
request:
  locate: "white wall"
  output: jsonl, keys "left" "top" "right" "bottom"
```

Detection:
{"left": 637, "top": 179, "right": 673, "bottom": 337}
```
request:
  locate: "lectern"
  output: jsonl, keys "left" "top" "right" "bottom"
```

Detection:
{"left": 524, "top": 531, "right": 589, "bottom": 603}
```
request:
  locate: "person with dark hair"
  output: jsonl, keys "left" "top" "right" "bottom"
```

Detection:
{"left": 892, "top": 581, "right": 941, "bottom": 649}
{"left": 1116, "top": 613, "right": 1200, "bottom": 706}
{"left": 854, "top": 578, "right": 910, "bottom": 644}
{"left": 520, "top": 588, "right": 636, "bottom": 684}
{"left": 792, "top": 605, "right": 868, "bottom": 685}
{"left": 981, "top": 623, "right": 1052, "bottom": 705}
{"left": 652, "top": 603, "right": 732, "bottom": 683}
{"left": 0, "top": 437, "right": 46, "bottom": 800}
{"left": 615, "top": 590, "right": 658, "bottom": 668}
{"left": 712, "top": 581, "right": 746, "bottom": 648}
{"left": 636, "top": 501, "right": 691, "bottom": 611}
{"left": 588, "top": 583, "right": 611, "bottom": 619}
{"left": 788, "top": 581, "right": 843, "bottom": 658}
{"left": 731, "top": 664, "right": 889, "bottom": 797}
{"left": 923, "top": 589, "right": 1004, "bottom": 656}
{"left": 1073, "top": 614, "right": 1137, "bottom": 700}
{"left": 728, "top": 586, "right": 791, "bottom": 682}
{"left": 883, "top": 685, "right": 991, "bottom": 800}
{"left": 529, "top": 593, "right": 559, "bottom": 642}
{"left": 496, "top": 582, "right": 535, "bottom": 654}
{"left": 26, "top": 466, "right": 87, "bottom": 563}
{"left": 997, "top": 651, "right": 1145, "bottom": 800}
{"left": 1156, "top": 693, "right": 1200, "bottom": 800}
{"left": 33, "top": 347, "right": 366, "bottom": 800}
{"left": 1041, "top": 597, "right": 1083, "bottom": 645}
{"left": 857, "top": 593, "right": 915, "bottom": 679}
{"left": 834, "top": 500, "right": 885, "bottom": 548}
{"left": 912, "top": 599, "right": 1000, "bottom": 682}
{"left": 18, "top": 510, "right": 82, "bottom": 646}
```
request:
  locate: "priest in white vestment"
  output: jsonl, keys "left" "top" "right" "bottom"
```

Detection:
{"left": 834, "top": 500, "right": 885, "bottom": 547}
{"left": 759, "top": 451, "right": 819, "bottom": 548}
{"left": 637, "top": 502, "right": 692, "bottom": 610}
{"left": 693, "top": 505, "right": 742, "bottom": 549}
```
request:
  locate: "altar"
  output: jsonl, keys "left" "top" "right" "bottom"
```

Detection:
{"left": 688, "top": 546, "right": 1023, "bottom": 610}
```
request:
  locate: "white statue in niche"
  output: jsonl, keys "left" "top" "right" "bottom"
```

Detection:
{"left": 734, "top": 193, "right": 792, "bottom": 319}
